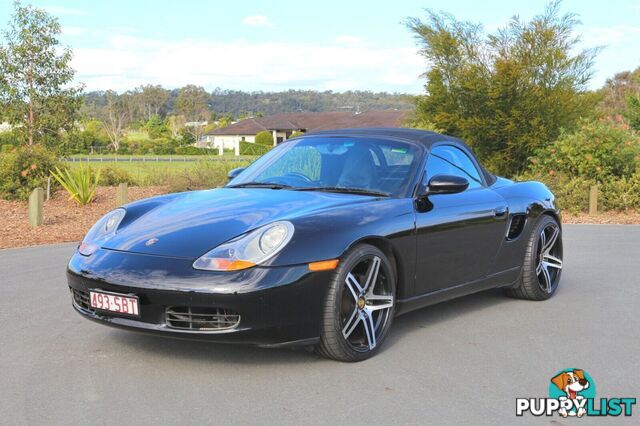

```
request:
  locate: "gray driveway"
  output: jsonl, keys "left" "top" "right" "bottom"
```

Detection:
{"left": 1, "top": 225, "right": 638, "bottom": 425}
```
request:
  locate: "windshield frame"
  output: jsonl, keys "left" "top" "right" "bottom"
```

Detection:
{"left": 226, "top": 135, "right": 426, "bottom": 198}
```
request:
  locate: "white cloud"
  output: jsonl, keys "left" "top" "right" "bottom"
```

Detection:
{"left": 581, "top": 24, "right": 640, "bottom": 46}
{"left": 241, "top": 15, "right": 272, "bottom": 27}
{"left": 62, "top": 26, "right": 88, "bottom": 37}
{"left": 43, "top": 6, "right": 87, "bottom": 16}
{"left": 578, "top": 24, "right": 640, "bottom": 87}
{"left": 334, "top": 35, "right": 365, "bottom": 46}
{"left": 70, "top": 33, "right": 425, "bottom": 93}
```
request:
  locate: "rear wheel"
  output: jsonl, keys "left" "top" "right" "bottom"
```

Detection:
{"left": 507, "top": 215, "right": 563, "bottom": 300}
{"left": 316, "top": 244, "right": 396, "bottom": 362}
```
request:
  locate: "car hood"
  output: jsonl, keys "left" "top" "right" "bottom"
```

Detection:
{"left": 102, "top": 187, "right": 378, "bottom": 258}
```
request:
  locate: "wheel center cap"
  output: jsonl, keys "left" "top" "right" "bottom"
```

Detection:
{"left": 357, "top": 297, "right": 366, "bottom": 310}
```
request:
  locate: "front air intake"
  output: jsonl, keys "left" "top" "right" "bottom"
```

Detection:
{"left": 71, "top": 288, "right": 92, "bottom": 311}
{"left": 165, "top": 306, "right": 240, "bottom": 331}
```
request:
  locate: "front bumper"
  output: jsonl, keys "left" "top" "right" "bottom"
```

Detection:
{"left": 67, "top": 248, "right": 333, "bottom": 347}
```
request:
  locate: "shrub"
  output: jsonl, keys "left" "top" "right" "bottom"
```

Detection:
{"left": 289, "top": 131, "right": 305, "bottom": 138}
{"left": 62, "top": 126, "right": 110, "bottom": 155}
{"left": 175, "top": 146, "right": 209, "bottom": 155}
{"left": 528, "top": 119, "right": 640, "bottom": 182}
{"left": 255, "top": 131, "right": 274, "bottom": 146}
{"left": 625, "top": 93, "right": 640, "bottom": 131}
{"left": 599, "top": 173, "right": 640, "bottom": 211}
{"left": 239, "top": 141, "right": 271, "bottom": 156}
{"left": 546, "top": 176, "right": 595, "bottom": 214}
{"left": 518, "top": 171, "right": 593, "bottom": 213}
{"left": 144, "top": 160, "right": 252, "bottom": 192}
{"left": 518, "top": 171, "right": 640, "bottom": 213}
{"left": 0, "top": 146, "right": 60, "bottom": 200}
{"left": 50, "top": 166, "right": 100, "bottom": 205}
{"left": 0, "top": 131, "right": 21, "bottom": 148}
{"left": 97, "top": 165, "right": 138, "bottom": 186}
{"left": 153, "top": 138, "right": 179, "bottom": 155}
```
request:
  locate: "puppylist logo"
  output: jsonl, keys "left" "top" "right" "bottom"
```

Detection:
{"left": 516, "top": 368, "right": 636, "bottom": 418}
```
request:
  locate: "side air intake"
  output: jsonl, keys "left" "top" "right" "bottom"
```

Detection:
{"left": 506, "top": 214, "right": 526, "bottom": 240}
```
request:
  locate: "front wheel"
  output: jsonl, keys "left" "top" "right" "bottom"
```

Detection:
{"left": 316, "top": 244, "right": 396, "bottom": 362}
{"left": 507, "top": 215, "right": 563, "bottom": 300}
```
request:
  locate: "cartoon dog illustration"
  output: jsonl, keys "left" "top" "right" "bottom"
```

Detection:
{"left": 551, "top": 369, "right": 590, "bottom": 417}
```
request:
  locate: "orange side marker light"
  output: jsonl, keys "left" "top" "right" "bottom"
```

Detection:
{"left": 308, "top": 259, "right": 339, "bottom": 271}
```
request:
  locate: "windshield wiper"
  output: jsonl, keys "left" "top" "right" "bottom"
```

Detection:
{"left": 293, "top": 186, "right": 390, "bottom": 197}
{"left": 227, "top": 182, "right": 292, "bottom": 189}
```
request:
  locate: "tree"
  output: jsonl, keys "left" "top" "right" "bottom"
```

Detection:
{"left": 100, "top": 91, "right": 130, "bottom": 152}
{"left": 167, "top": 114, "right": 186, "bottom": 138}
{"left": 405, "top": 1, "right": 599, "bottom": 176}
{"left": 598, "top": 68, "right": 640, "bottom": 130}
{"left": 175, "top": 85, "right": 209, "bottom": 143}
{"left": 625, "top": 93, "right": 640, "bottom": 131}
{"left": 0, "top": 1, "right": 82, "bottom": 146}
{"left": 598, "top": 68, "right": 640, "bottom": 117}
{"left": 137, "top": 84, "right": 170, "bottom": 120}
{"left": 145, "top": 114, "right": 169, "bottom": 139}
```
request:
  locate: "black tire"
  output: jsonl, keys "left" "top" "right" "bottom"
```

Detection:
{"left": 316, "top": 244, "right": 396, "bottom": 362}
{"left": 507, "top": 215, "right": 563, "bottom": 300}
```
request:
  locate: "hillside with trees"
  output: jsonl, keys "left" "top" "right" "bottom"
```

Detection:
{"left": 82, "top": 88, "right": 414, "bottom": 121}
{"left": 207, "top": 89, "right": 414, "bottom": 116}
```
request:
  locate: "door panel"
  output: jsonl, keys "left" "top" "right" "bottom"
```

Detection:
{"left": 414, "top": 144, "right": 508, "bottom": 295}
{"left": 415, "top": 188, "right": 508, "bottom": 294}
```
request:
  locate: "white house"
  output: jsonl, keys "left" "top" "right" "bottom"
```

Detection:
{"left": 198, "top": 110, "right": 409, "bottom": 149}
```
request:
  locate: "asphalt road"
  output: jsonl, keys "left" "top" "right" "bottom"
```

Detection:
{"left": 1, "top": 225, "right": 638, "bottom": 425}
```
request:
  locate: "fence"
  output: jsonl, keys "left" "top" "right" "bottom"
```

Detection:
{"left": 26, "top": 185, "right": 606, "bottom": 228}
{"left": 63, "top": 156, "right": 254, "bottom": 163}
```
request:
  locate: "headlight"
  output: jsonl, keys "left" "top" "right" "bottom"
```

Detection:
{"left": 193, "top": 221, "right": 294, "bottom": 271}
{"left": 78, "top": 208, "right": 126, "bottom": 256}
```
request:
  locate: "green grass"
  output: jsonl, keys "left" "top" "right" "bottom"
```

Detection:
{"left": 66, "top": 161, "right": 192, "bottom": 181}
{"left": 67, "top": 152, "right": 257, "bottom": 159}
{"left": 125, "top": 130, "right": 152, "bottom": 142}
{"left": 65, "top": 157, "right": 256, "bottom": 191}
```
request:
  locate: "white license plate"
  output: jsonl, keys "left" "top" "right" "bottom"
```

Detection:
{"left": 90, "top": 291, "right": 139, "bottom": 316}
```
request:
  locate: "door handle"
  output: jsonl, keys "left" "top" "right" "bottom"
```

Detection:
{"left": 494, "top": 206, "right": 508, "bottom": 217}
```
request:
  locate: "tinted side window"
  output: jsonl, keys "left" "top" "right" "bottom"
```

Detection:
{"left": 426, "top": 146, "right": 483, "bottom": 189}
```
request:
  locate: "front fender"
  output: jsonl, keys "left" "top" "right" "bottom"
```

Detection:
{"left": 269, "top": 198, "right": 416, "bottom": 267}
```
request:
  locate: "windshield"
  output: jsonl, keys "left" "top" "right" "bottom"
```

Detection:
{"left": 227, "top": 137, "right": 422, "bottom": 197}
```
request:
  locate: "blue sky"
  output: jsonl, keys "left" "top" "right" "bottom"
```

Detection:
{"left": 1, "top": 0, "right": 639, "bottom": 93}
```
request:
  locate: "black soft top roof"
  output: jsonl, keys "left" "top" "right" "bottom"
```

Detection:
{"left": 303, "top": 127, "right": 497, "bottom": 185}
{"left": 305, "top": 127, "right": 463, "bottom": 147}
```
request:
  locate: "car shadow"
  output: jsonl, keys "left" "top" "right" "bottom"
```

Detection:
{"left": 110, "top": 288, "right": 513, "bottom": 364}
{"left": 383, "top": 288, "right": 511, "bottom": 349}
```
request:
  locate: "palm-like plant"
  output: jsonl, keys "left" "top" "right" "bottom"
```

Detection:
{"left": 50, "top": 166, "right": 101, "bottom": 206}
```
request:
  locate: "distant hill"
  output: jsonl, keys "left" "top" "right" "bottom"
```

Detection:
{"left": 82, "top": 89, "right": 415, "bottom": 119}
{"left": 208, "top": 89, "right": 415, "bottom": 116}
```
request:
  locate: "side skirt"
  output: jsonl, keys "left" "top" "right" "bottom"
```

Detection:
{"left": 395, "top": 266, "right": 521, "bottom": 316}
{"left": 257, "top": 337, "right": 320, "bottom": 349}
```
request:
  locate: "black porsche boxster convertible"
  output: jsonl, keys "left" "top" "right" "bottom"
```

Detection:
{"left": 67, "top": 128, "right": 563, "bottom": 361}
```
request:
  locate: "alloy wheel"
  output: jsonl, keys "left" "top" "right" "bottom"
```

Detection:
{"left": 340, "top": 255, "right": 394, "bottom": 352}
{"left": 536, "top": 223, "right": 563, "bottom": 293}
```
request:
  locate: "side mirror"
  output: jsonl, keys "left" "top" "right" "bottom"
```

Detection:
{"left": 227, "top": 167, "right": 246, "bottom": 181}
{"left": 425, "top": 174, "right": 469, "bottom": 195}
